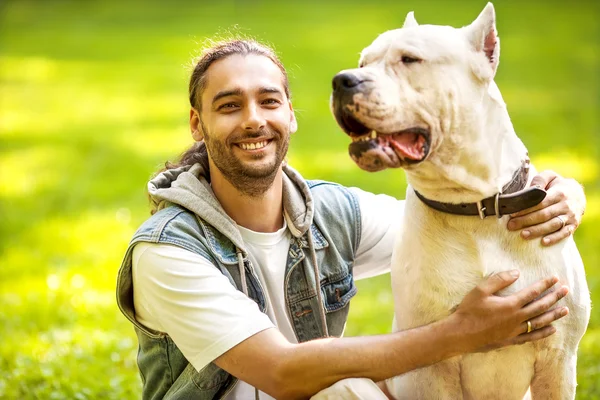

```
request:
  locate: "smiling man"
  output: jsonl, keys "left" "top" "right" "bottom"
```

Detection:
{"left": 116, "top": 39, "right": 586, "bottom": 400}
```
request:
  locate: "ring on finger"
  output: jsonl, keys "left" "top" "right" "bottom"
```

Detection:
{"left": 526, "top": 320, "right": 533, "bottom": 333}
{"left": 554, "top": 215, "right": 567, "bottom": 230}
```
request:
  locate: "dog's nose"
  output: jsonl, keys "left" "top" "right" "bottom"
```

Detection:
{"left": 332, "top": 72, "right": 363, "bottom": 91}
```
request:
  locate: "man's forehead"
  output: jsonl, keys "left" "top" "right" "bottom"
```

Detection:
{"left": 203, "top": 54, "right": 286, "bottom": 97}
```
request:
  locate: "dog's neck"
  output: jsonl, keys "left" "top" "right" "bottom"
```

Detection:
{"left": 406, "top": 81, "right": 529, "bottom": 204}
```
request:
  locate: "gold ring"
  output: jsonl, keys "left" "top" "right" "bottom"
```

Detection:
{"left": 526, "top": 320, "right": 532, "bottom": 333}
{"left": 555, "top": 215, "right": 567, "bottom": 230}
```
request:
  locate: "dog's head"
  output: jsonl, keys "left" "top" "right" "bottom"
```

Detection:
{"left": 331, "top": 3, "right": 501, "bottom": 172}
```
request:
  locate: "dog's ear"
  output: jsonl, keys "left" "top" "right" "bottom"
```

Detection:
{"left": 402, "top": 11, "right": 419, "bottom": 28}
{"left": 464, "top": 2, "right": 500, "bottom": 77}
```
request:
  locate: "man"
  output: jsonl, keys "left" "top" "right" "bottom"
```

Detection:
{"left": 116, "top": 39, "right": 585, "bottom": 399}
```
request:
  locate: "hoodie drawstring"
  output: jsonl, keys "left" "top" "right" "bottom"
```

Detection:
{"left": 307, "top": 230, "right": 329, "bottom": 338}
{"left": 236, "top": 249, "right": 249, "bottom": 297}
{"left": 236, "top": 248, "right": 260, "bottom": 400}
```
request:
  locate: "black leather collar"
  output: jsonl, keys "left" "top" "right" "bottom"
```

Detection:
{"left": 414, "top": 158, "right": 547, "bottom": 219}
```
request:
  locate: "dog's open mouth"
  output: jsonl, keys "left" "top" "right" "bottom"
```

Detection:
{"left": 347, "top": 127, "right": 431, "bottom": 172}
{"left": 332, "top": 95, "right": 431, "bottom": 171}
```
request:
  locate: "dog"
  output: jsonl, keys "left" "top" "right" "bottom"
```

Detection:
{"left": 330, "top": 3, "right": 590, "bottom": 399}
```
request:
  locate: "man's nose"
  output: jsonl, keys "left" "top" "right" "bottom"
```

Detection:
{"left": 241, "top": 103, "right": 266, "bottom": 131}
{"left": 332, "top": 72, "right": 364, "bottom": 92}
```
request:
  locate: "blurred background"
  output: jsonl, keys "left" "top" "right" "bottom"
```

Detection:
{"left": 1, "top": 0, "right": 598, "bottom": 397}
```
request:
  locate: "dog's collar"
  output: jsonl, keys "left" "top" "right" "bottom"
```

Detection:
{"left": 414, "top": 158, "right": 547, "bottom": 219}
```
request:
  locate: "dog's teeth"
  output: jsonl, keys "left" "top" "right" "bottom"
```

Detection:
{"left": 351, "top": 132, "right": 377, "bottom": 143}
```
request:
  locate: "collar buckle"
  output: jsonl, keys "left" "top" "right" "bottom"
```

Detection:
{"left": 476, "top": 200, "right": 487, "bottom": 219}
{"left": 478, "top": 193, "right": 502, "bottom": 219}
{"left": 494, "top": 193, "right": 502, "bottom": 218}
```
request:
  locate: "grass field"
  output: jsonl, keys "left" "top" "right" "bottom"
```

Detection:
{"left": 1, "top": 0, "right": 598, "bottom": 398}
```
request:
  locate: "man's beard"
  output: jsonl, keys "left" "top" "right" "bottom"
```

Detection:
{"left": 202, "top": 123, "right": 290, "bottom": 198}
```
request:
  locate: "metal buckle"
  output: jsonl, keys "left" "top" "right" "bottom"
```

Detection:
{"left": 477, "top": 201, "right": 487, "bottom": 219}
{"left": 494, "top": 193, "right": 502, "bottom": 218}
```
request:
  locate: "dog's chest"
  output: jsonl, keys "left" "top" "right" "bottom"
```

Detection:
{"left": 390, "top": 197, "right": 549, "bottom": 326}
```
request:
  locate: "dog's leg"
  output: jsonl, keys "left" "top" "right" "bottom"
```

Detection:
{"left": 529, "top": 349, "right": 577, "bottom": 400}
{"left": 387, "top": 358, "right": 462, "bottom": 400}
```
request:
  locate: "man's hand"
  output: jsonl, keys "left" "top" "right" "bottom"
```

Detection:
{"left": 507, "top": 170, "right": 586, "bottom": 246}
{"left": 449, "top": 270, "right": 569, "bottom": 353}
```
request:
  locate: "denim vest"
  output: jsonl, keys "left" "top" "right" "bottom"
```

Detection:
{"left": 116, "top": 180, "right": 362, "bottom": 399}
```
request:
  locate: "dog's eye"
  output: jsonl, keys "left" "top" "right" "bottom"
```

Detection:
{"left": 401, "top": 55, "right": 421, "bottom": 64}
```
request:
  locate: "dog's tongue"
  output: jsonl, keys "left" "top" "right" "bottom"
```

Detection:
{"left": 389, "top": 132, "right": 426, "bottom": 160}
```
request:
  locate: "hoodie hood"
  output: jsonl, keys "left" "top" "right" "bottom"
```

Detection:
{"left": 148, "top": 144, "right": 314, "bottom": 252}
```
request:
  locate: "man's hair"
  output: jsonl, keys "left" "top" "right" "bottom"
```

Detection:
{"left": 149, "top": 39, "right": 289, "bottom": 213}
{"left": 188, "top": 38, "right": 290, "bottom": 110}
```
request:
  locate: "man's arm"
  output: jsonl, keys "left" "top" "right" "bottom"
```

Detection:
{"left": 215, "top": 271, "right": 568, "bottom": 400}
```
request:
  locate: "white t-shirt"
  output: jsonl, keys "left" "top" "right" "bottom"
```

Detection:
{"left": 132, "top": 187, "right": 404, "bottom": 399}
{"left": 237, "top": 220, "right": 298, "bottom": 346}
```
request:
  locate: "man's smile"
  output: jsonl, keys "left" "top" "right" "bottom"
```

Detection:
{"left": 235, "top": 138, "right": 273, "bottom": 152}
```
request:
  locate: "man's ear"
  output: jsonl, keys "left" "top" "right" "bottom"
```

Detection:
{"left": 464, "top": 2, "right": 500, "bottom": 77}
{"left": 288, "top": 101, "right": 298, "bottom": 134}
{"left": 402, "top": 11, "right": 419, "bottom": 29}
{"left": 190, "top": 108, "right": 204, "bottom": 141}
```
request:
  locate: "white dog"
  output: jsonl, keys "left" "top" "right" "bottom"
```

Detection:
{"left": 331, "top": 3, "right": 590, "bottom": 399}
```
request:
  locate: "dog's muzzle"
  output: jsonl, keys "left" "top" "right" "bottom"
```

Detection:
{"left": 331, "top": 72, "right": 372, "bottom": 136}
{"left": 331, "top": 71, "right": 431, "bottom": 172}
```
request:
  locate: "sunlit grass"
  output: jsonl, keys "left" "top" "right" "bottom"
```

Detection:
{"left": 1, "top": 0, "right": 598, "bottom": 398}
{"left": 533, "top": 152, "right": 599, "bottom": 187}
{"left": 0, "top": 146, "right": 67, "bottom": 197}
{"left": 0, "top": 57, "right": 187, "bottom": 134}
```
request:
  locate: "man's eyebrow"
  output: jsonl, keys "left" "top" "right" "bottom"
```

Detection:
{"left": 259, "top": 87, "right": 284, "bottom": 95}
{"left": 212, "top": 89, "right": 243, "bottom": 104}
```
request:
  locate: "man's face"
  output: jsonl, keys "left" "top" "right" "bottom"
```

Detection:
{"left": 193, "top": 54, "right": 297, "bottom": 196}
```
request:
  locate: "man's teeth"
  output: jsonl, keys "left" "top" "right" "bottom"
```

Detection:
{"left": 239, "top": 141, "right": 268, "bottom": 150}
{"left": 351, "top": 131, "right": 378, "bottom": 143}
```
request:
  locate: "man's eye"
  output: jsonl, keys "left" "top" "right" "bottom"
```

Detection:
{"left": 218, "top": 103, "right": 238, "bottom": 110}
{"left": 401, "top": 55, "right": 421, "bottom": 64}
{"left": 263, "top": 99, "right": 280, "bottom": 105}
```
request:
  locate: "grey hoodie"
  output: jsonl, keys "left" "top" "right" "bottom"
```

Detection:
{"left": 147, "top": 154, "right": 314, "bottom": 252}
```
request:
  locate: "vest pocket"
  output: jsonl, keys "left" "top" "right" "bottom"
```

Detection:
{"left": 191, "top": 362, "right": 231, "bottom": 391}
{"left": 162, "top": 362, "right": 234, "bottom": 399}
{"left": 321, "top": 272, "right": 358, "bottom": 313}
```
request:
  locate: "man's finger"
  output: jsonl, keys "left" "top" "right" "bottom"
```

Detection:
{"left": 508, "top": 203, "right": 567, "bottom": 232}
{"left": 529, "top": 170, "right": 558, "bottom": 191}
{"left": 511, "top": 325, "right": 557, "bottom": 346}
{"left": 513, "top": 212, "right": 570, "bottom": 240}
{"left": 520, "top": 306, "right": 569, "bottom": 334}
{"left": 519, "top": 217, "right": 564, "bottom": 240}
{"left": 514, "top": 276, "right": 560, "bottom": 307}
{"left": 479, "top": 270, "right": 521, "bottom": 295}
{"left": 519, "top": 284, "right": 569, "bottom": 319}
{"left": 541, "top": 224, "right": 576, "bottom": 246}
{"left": 519, "top": 285, "right": 568, "bottom": 321}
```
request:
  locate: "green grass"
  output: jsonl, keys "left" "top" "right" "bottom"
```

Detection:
{"left": 1, "top": 0, "right": 598, "bottom": 398}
